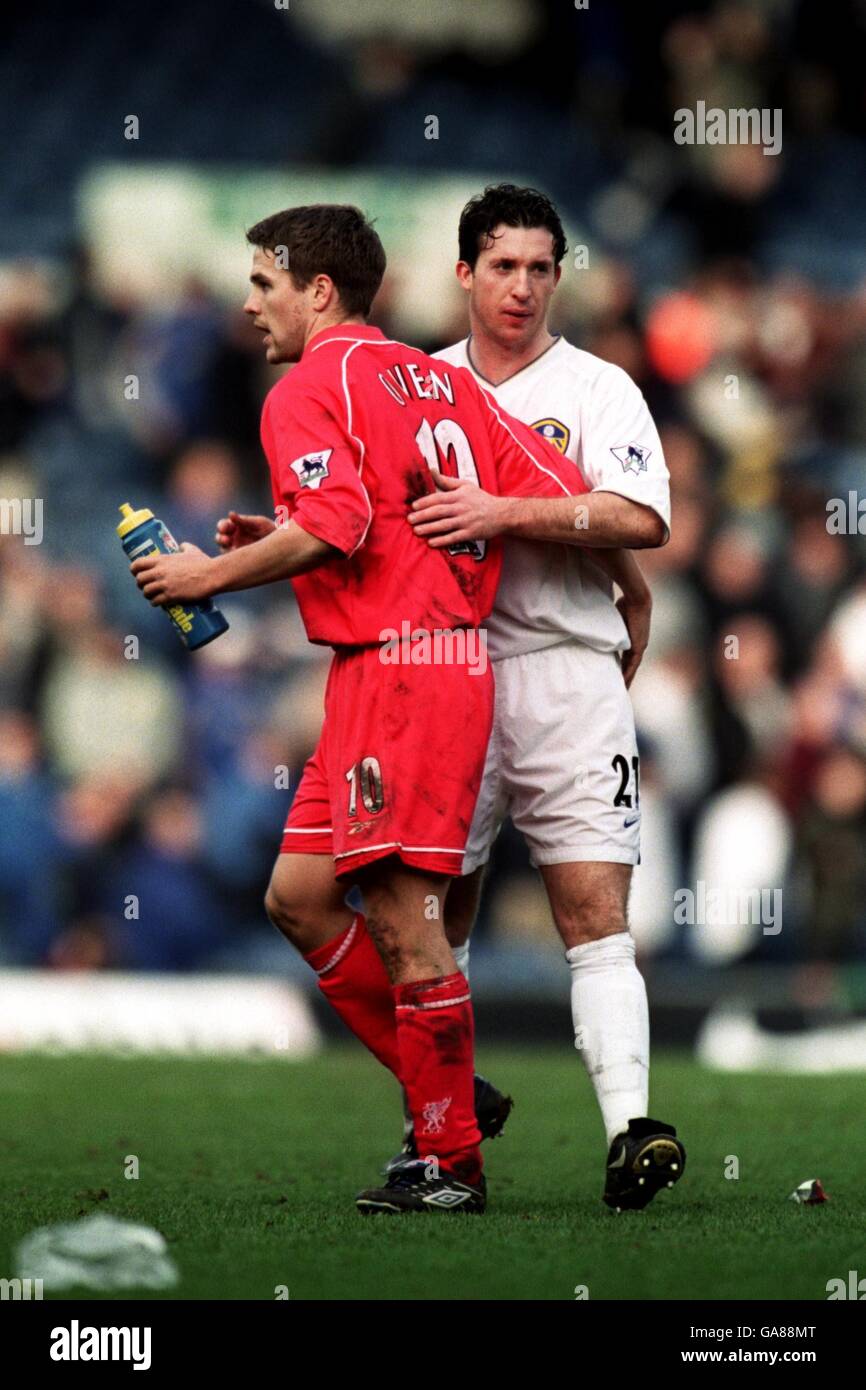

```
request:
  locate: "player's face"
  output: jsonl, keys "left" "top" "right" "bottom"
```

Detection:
{"left": 458, "top": 225, "right": 561, "bottom": 350}
{"left": 243, "top": 247, "right": 311, "bottom": 363}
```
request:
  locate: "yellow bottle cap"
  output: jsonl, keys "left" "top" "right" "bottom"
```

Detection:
{"left": 116, "top": 501, "right": 155, "bottom": 538}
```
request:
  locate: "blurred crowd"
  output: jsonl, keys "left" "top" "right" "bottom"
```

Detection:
{"left": 1, "top": 0, "right": 865, "bottom": 974}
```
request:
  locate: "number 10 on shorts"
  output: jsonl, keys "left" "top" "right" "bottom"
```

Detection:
{"left": 345, "top": 757, "right": 385, "bottom": 817}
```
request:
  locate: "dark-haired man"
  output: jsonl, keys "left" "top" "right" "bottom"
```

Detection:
{"left": 131, "top": 202, "right": 596, "bottom": 1214}
{"left": 409, "top": 184, "right": 685, "bottom": 1210}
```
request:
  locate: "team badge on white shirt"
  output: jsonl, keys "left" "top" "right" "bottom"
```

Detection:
{"left": 530, "top": 418, "right": 571, "bottom": 454}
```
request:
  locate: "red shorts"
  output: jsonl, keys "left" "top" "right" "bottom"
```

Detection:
{"left": 282, "top": 642, "right": 494, "bottom": 877}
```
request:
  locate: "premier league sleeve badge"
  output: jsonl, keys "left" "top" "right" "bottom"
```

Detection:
{"left": 611, "top": 443, "right": 651, "bottom": 475}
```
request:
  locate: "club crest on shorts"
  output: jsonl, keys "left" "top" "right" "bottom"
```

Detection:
{"left": 611, "top": 443, "right": 651, "bottom": 475}
{"left": 290, "top": 448, "right": 333, "bottom": 489}
{"left": 531, "top": 418, "right": 570, "bottom": 454}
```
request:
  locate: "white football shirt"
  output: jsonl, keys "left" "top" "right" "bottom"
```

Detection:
{"left": 434, "top": 335, "right": 670, "bottom": 660}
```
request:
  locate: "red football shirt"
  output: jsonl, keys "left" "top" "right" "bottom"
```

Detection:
{"left": 260, "top": 324, "right": 589, "bottom": 646}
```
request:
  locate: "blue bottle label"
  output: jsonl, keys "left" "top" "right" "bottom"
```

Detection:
{"left": 122, "top": 515, "right": 228, "bottom": 650}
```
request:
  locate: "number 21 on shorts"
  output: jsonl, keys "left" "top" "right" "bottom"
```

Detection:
{"left": 612, "top": 753, "right": 639, "bottom": 809}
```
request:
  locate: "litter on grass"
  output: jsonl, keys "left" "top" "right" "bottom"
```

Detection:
{"left": 789, "top": 1179, "right": 829, "bottom": 1205}
{"left": 15, "top": 1213, "right": 179, "bottom": 1291}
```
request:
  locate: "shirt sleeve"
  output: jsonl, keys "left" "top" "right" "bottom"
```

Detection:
{"left": 579, "top": 364, "right": 671, "bottom": 537}
{"left": 261, "top": 383, "right": 372, "bottom": 557}
{"left": 475, "top": 382, "right": 591, "bottom": 499}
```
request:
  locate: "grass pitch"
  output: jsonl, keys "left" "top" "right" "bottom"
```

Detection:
{"left": 0, "top": 1047, "right": 862, "bottom": 1301}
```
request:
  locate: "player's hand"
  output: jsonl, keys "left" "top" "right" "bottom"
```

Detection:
{"left": 215, "top": 511, "right": 276, "bottom": 550}
{"left": 131, "top": 543, "right": 216, "bottom": 606}
{"left": 616, "top": 588, "right": 652, "bottom": 688}
{"left": 408, "top": 468, "right": 508, "bottom": 546}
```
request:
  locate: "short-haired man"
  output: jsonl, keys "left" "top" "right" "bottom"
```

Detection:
{"left": 409, "top": 184, "right": 685, "bottom": 1210}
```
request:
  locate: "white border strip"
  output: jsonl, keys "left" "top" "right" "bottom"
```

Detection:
{"left": 396, "top": 993, "right": 471, "bottom": 1011}
{"left": 334, "top": 841, "right": 463, "bottom": 860}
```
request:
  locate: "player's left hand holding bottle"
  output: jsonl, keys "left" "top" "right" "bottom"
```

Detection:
{"left": 131, "top": 542, "right": 217, "bottom": 605}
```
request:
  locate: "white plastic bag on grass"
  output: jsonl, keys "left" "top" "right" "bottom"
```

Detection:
{"left": 15, "top": 1213, "right": 179, "bottom": 1292}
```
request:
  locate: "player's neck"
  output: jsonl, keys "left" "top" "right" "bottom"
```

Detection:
{"left": 466, "top": 323, "right": 557, "bottom": 387}
{"left": 304, "top": 313, "right": 367, "bottom": 352}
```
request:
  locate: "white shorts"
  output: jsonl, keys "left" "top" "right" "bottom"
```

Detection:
{"left": 463, "top": 641, "right": 641, "bottom": 873}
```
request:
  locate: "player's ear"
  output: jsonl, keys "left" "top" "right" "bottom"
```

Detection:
{"left": 455, "top": 261, "right": 473, "bottom": 291}
{"left": 553, "top": 263, "right": 562, "bottom": 287}
{"left": 313, "top": 273, "right": 336, "bottom": 310}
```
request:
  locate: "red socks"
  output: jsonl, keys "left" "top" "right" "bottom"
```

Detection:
{"left": 305, "top": 915, "right": 401, "bottom": 1077}
{"left": 305, "top": 921, "right": 482, "bottom": 1186}
{"left": 393, "top": 972, "right": 482, "bottom": 1185}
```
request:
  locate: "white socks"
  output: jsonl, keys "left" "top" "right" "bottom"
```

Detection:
{"left": 451, "top": 940, "right": 470, "bottom": 982}
{"left": 566, "top": 932, "right": 649, "bottom": 1146}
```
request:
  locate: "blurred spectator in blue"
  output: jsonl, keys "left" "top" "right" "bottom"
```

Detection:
{"left": 119, "top": 276, "right": 226, "bottom": 459}
{"left": 0, "top": 710, "right": 61, "bottom": 963}
{"left": 113, "top": 787, "right": 231, "bottom": 970}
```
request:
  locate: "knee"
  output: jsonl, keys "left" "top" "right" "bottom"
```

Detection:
{"left": 554, "top": 894, "right": 628, "bottom": 949}
{"left": 265, "top": 879, "right": 320, "bottom": 953}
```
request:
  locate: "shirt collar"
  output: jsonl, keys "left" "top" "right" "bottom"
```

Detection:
{"left": 306, "top": 323, "right": 386, "bottom": 356}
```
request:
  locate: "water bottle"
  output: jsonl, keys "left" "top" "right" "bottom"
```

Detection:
{"left": 117, "top": 502, "right": 229, "bottom": 651}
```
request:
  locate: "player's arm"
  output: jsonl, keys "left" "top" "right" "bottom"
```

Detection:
{"left": 491, "top": 363, "right": 670, "bottom": 547}
{"left": 131, "top": 523, "right": 339, "bottom": 605}
{"left": 411, "top": 364, "right": 669, "bottom": 549}
{"left": 410, "top": 472, "right": 656, "bottom": 678}
{"left": 410, "top": 474, "right": 666, "bottom": 549}
{"left": 588, "top": 547, "right": 652, "bottom": 688}
{"left": 133, "top": 384, "right": 369, "bottom": 605}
